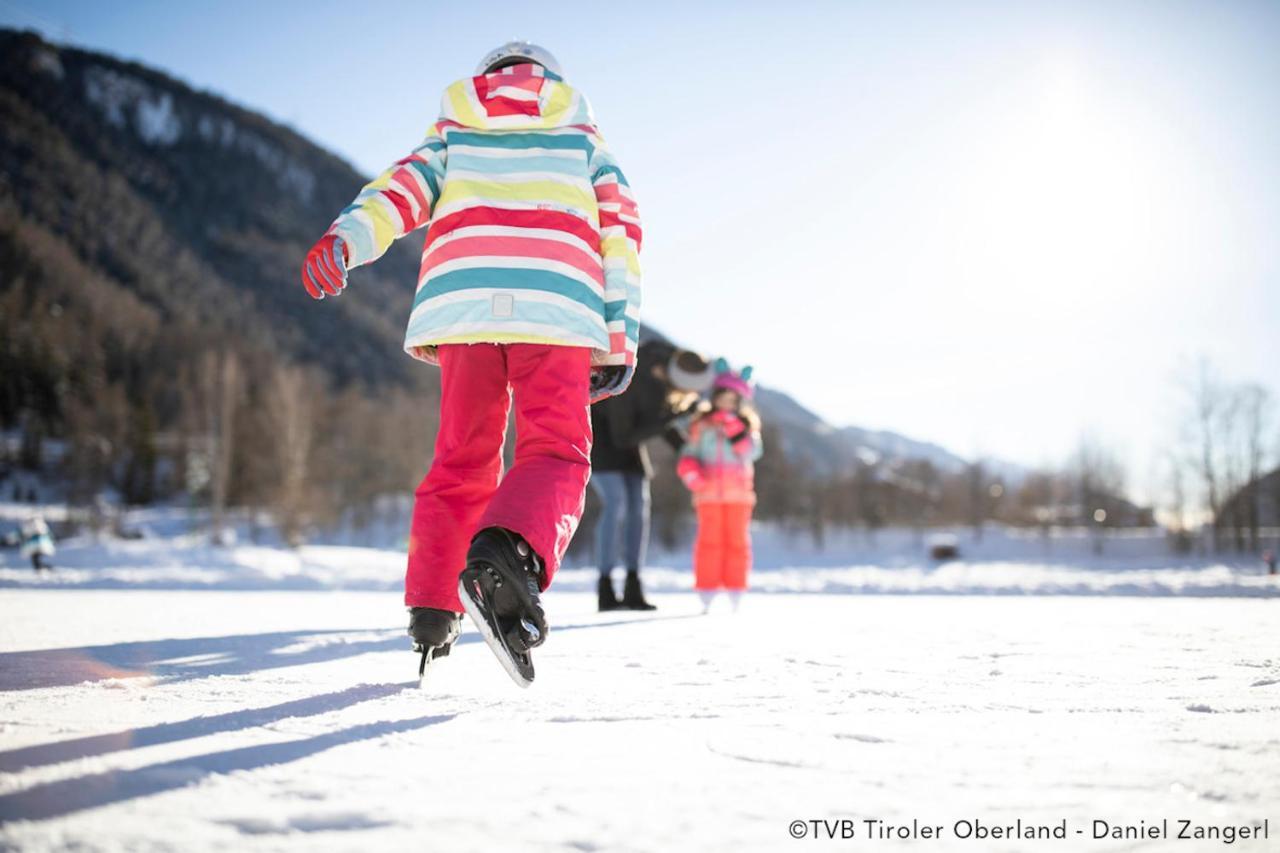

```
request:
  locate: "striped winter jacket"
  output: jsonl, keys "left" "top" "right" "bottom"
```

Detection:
{"left": 327, "top": 64, "right": 642, "bottom": 382}
{"left": 677, "top": 412, "right": 765, "bottom": 506}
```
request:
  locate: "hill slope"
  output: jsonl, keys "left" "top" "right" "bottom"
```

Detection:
{"left": 0, "top": 28, "right": 425, "bottom": 420}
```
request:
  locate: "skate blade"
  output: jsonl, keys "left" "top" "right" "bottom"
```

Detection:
{"left": 413, "top": 642, "right": 452, "bottom": 690}
{"left": 457, "top": 573, "right": 534, "bottom": 689}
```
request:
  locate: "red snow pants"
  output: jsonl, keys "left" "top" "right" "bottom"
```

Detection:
{"left": 692, "top": 502, "right": 753, "bottom": 591}
{"left": 405, "top": 343, "right": 593, "bottom": 611}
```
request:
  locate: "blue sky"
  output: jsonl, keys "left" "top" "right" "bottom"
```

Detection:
{"left": 4, "top": 0, "right": 1278, "bottom": 492}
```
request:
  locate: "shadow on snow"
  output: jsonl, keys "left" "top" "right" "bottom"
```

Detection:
{"left": 0, "top": 682, "right": 417, "bottom": 773}
{"left": 0, "top": 613, "right": 697, "bottom": 693}
{"left": 0, "top": 712, "right": 456, "bottom": 823}
{"left": 0, "top": 612, "right": 697, "bottom": 824}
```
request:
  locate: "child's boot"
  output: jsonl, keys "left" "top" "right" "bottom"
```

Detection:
{"left": 408, "top": 607, "right": 462, "bottom": 680}
{"left": 459, "top": 527, "right": 549, "bottom": 687}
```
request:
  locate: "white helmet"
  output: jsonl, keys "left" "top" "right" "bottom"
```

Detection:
{"left": 476, "top": 41, "right": 562, "bottom": 77}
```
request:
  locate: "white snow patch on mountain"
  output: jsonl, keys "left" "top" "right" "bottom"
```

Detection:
{"left": 135, "top": 92, "right": 181, "bottom": 145}
{"left": 83, "top": 66, "right": 181, "bottom": 146}
{"left": 30, "top": 46, "right": 64, "bottom": 79}
{"left": 79, "top": 65, "right": 314, "bottom": 199}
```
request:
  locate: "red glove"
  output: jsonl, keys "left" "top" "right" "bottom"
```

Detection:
{"left": 301, "top": 233, "right": 348, "bottom": 299}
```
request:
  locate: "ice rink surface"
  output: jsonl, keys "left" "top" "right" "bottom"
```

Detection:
{"left": 1, "top": 589, "right": 1276, "bottom": 851}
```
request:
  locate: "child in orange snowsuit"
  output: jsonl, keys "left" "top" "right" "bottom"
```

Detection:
{"left": 676, "top": 361, "right": 762, "bottom": 611}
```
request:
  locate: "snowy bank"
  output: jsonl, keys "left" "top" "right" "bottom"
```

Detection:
{"left": 2, "top": 535, "right": 1275, "bottom": 598}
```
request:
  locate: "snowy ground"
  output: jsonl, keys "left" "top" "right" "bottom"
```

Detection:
{"left": 3, "top": 514, "right": 1277, "bottom": 598}
{"left": 1, "top": 589, "right": 1277, "bottom": 852}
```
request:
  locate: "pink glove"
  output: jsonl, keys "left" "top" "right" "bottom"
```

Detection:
{"left": 677, "top": 457, "right": 705, "bottom": 492}
{"left": 722, "top": 413, "right": 746, "bottom": 432}
{"left": 301, "top": 233, "right": 348, "bottom": 299}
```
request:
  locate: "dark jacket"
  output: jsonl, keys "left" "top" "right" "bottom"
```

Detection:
{"left": 591, "top": 371, "right": 687, "bottom": 477}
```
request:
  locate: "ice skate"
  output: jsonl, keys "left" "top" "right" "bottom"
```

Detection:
{"left": 408, "top": 607, "right": 462, "bottom": 685}
{"left": 457, "top": 527, "right": 549, "bottom": 688}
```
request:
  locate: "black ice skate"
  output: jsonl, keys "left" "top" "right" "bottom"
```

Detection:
{"left": 408, "top": 607, "right": 462, "bottom": 683}
{"left": 457, "top": 527, "right": 549, "bottom": 688}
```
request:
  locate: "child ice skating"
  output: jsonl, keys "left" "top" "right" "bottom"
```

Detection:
{"left": 300, "top": 41, "right": 641, "bottom": 686}
{"left": 20, "top": 516, "right": 54, "bottom": 572}
{"left": 676, "top": 361, "right": 763, "bottom": 612}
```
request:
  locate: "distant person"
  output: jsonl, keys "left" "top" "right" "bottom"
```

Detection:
{"left": 591, "top": 341, "right": 713, "bottom": 611}
{"left": 300, "top": 42, "right": 642, "bottom": 686}
{"left": 677, "top": 361, "right": 763, "bottom": 613}
{"left": 20, "top": 516, "right": 54, "bottom": 572}
{"left": 1265, "top": 549, "right": 1277, "bottom": 576}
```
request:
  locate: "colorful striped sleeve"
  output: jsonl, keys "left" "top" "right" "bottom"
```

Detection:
{"left": 328, "top": 123, "right": 448, "bottom": 268}
{"left": 589, "top": 132, "right": 642, "bottom": 367}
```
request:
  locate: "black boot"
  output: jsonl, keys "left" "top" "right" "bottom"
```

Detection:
{"left": 598, "top": 573, "right": 621, "bottom": 611}
{"left": 621, "top": 569, "right": 657, "bottom": 611}
{"left": 408, "top": 607, "right": 462, "bottom": 647}
{"left": 408, "top": 607, "right": 462, "bottom": 677}
{"left": 458, "top": 527, "right": 549, "bottom": 687}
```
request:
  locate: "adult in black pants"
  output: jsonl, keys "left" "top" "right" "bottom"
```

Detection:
{"left": 591, "top": 341, "right": 712, "bottom": 610}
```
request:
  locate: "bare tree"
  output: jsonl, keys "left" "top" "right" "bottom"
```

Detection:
{"left": 1161, "top": 450, "right": 1193, "bottom": 554}
{"left": 1217, "top": 388, "right": 1246, "bottom": 550}
{"left": 265, "top": 365, "right": 317, "bottom": 548}
{"left": 1069, "top": 436, "right": 1127, "bottom": 554}
{"left": 1201, "top": 381, "right": 1275, "bottom": 553}
{"left": 1013, "top": 470, "right": 1058, "bottom": 540}
{"left": 966, "top": 460, "right": 987, "bottom": 543}
{"left": 1184, "top": 358, "right": 1224, "bottom": 552}
{"left": 197, "top": 350, "right": 242, "bottom": 545}
{"left": 895, "top": 459, "right": 941, "bottom": 545}
{"left": 1236, "top": 384, "right": 1273, "bottom": 551}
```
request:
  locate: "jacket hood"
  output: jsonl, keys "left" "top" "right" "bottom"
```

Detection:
{"left": 439, "top": 63, "right": 595, "bottom": 131}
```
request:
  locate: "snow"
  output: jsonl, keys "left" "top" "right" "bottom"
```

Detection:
{"left": 83, "top": 66, "right": 181, "bottom": 146}
{"left": 29, "top": 47, "right": 64, "bottom": 80}
{"left": 0, "top": 590, "right": 1276, "bottom": 851}
{"left": 197, "top": 114, "right": 237, "bottom": 147}
{"left": 3, "top": 514, "right": 1275, "bottom": 599}
{"left": 0, "top": 506, "right": 1276, "bottom": 848}
{"left": 135, "top": 93, "right": 181, "bottom": 146}
{"left": 78, "top": 66, "right": 316, "bottom": 199}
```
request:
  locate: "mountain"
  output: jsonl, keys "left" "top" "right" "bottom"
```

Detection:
{"left": 756, "top": 386, "right": 1025, "bottom": 481}
{"left": 751, "top": 384, "right": 962, "bottom": 470}
{"left": 0, "top": 28, "right": 424, "bottom": 409}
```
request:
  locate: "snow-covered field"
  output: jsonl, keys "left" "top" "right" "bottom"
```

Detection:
{"left": 3, "top": 516, "right": 1277, "bottom": 599}
{"left": 1, "top": 587, "right": 1277, "bottom": 852}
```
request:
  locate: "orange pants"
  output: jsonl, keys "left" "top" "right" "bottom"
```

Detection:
{"left": 693, "top": 502, "right": 753, "bottom": 591}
